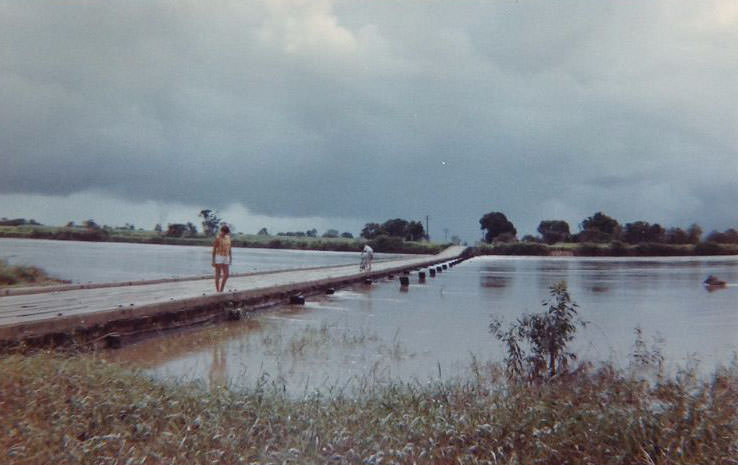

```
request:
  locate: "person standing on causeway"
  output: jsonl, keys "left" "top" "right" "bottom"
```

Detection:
{"left": 211, "top": 225, "right": 232, "bottom": 292}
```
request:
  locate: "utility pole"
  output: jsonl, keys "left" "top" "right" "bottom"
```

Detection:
{"left": 444, "top": 228, "right": 449, "bottom": 241}
{"left": 425, "top": 215, "right": 430, "bottom": 241}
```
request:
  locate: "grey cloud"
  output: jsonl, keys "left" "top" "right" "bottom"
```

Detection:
{"left": 1, "top": 0, "right": 736, "bottom": 240}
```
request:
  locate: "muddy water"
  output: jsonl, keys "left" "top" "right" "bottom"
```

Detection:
{"left": 106, "top": 256, "right": 738, "bottom": 394}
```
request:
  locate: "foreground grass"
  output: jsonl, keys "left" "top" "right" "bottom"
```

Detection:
{"left": 2, "top": 353, "right": 737, "bottom": 464}
{"left": 0, "top": 260, "right": 67, "bottom": 287}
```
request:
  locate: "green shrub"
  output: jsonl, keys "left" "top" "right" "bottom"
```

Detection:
{"left": 490, "top": 281, "right": 586, "bottom": 381}
{"left": 0, "top": 260, "right": 55, "bottom": 286}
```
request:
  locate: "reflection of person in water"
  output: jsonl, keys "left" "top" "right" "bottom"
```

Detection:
{"left": 208, "top": 345, "right": 227, "bottom": 389}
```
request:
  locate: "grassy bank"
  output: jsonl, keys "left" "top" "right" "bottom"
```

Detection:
{"left": 1, "top": 353, "right": 736, "bottom": 464}
{"left": 477, "top": 241, "right": 738, "bottom": 256}
{"left": 0, "top": 259, "right": 67, "bottom": 287}
{"left": 0, "top": 226, "right": 447, "bottom": 255}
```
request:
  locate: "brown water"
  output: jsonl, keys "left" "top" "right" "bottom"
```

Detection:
{"left": 105, "top": 255, "right": 738, "bottom": 394}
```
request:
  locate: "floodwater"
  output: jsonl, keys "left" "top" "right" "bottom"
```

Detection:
{"left": 101, "top": 254, "right": 738, "bottom": 394}
{"left": 0, "top": 238, "right": 407, "bottom": 284}
{"left": 2, "top": 239, "right": 736, "bottom": 392}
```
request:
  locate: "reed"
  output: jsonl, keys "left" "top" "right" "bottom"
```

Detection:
{"left": 2, "top": 351, "right": 736, "bottom": 464}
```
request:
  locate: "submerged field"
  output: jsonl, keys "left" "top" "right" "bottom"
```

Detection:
{"left": 2, "top": 352, "right": 737, "bottom": 465}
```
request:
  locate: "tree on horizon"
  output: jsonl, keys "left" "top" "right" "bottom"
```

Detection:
{"left": 479, "top": 211, "right": 516, "bottom": 243}
{"left": 199, "top": 209, "right": 221, "bottom": 236}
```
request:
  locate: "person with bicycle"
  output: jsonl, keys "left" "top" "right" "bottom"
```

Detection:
{"left": 360, "top": 243, "right": 374, "bottom": 272}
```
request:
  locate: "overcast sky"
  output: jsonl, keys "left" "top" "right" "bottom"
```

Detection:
{"left": 1, "top": 0, "right": 736, "bottom": 241}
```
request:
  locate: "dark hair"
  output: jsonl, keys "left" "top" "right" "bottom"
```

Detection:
{"left": 220, "top": 225, "right": 230, "bottom": 234}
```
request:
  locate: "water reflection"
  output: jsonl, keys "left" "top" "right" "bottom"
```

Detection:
{"left": 479, "top": 262, "right": 515, "bottom": 295}
{"left": 580, "top": 263, "right": 612, "bottom": 294}
{"left": 536, "top": 259, "right": 570, "bottom": 290}
{"left": 209, "top": 345, "right": 227, "bottom": 390}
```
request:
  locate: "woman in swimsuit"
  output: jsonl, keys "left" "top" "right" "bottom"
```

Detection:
{"left": 211, "top": 225, "right": 232, "bottom": 292}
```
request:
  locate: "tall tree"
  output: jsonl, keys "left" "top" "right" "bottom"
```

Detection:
{"left": 578, "top": 212, "right": 620, "bottom": 242}
{"left": 623, "top": 221, "right": 665, "bottom": 244}
{"left": 360, "top": 222, "right": 383, "bottom": 239}
{"left": 687, "top": 223, "right": 702, "bottom": 244}
{"left": 406, "top": 220, "right": 426, "bottom": 241}
{"left": 580, "top": 212, "right": 619, "bottom": 234}
{"left": 381, "top": 219, "right": 409, "bottom": 238}
{"left": 537, "top": 220, "right": 570, "bottom": 244}
{"left": 665, "top": 227, "right": 689, "bottom": 244}
{"left": 199, "top": 209, "right": 221, "bottom": 236}
{"left": 479, "top": 212, "right": 516, "bottom": 243}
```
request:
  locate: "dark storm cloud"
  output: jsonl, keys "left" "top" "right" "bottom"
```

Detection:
{"left": 1, "top": 0, "right": 736, "bottom": 238}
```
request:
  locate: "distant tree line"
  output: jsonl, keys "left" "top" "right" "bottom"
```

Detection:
{"left": 480, "top": 210, "right": 738, "bottom": 246}
{"left": 360, "top": 218, "right": 427, "bottom": 242}
{"left": 0, "top": 218, "right": 41, "bottom": 227}
{"left": 255, "top": 228, "right": 353, "bottom": 238}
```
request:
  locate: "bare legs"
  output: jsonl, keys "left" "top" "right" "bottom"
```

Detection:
{"left": 220, "top": 264, "right": 229, "bottom": 292}
{"left": 214, "top": 264, "right": 230, "bottom": 292}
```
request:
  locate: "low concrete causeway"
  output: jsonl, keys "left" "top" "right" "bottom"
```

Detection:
{"left": 0, "top": 246, "right": 468, "bottom": 348}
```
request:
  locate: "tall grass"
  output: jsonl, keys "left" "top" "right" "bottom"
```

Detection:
{"left": 2, "top": 352, "right": 737, "bottom": 464}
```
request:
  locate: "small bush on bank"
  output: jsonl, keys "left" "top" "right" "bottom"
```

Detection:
{"left": 0, "top": 260, "right": 62, "bottom": 286}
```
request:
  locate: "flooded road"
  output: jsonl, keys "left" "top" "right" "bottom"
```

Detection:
{"left": 105, "top": 255, "right": 738, "bottom": 394}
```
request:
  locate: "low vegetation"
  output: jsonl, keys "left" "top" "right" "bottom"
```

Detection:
{"left": 490, "top": 281, "right": 586, "bottom": 380}
{"left": 0, "top": 259, "right": 66, "bottom": 287}
{"left": 476, "top": 241, "right": 738, "bottom": 256}
{"left": 2, "top": 350, "right": 736, "bottom": 465}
